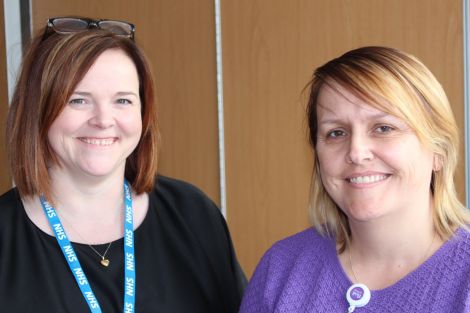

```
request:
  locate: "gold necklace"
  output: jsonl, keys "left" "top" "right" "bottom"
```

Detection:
{"left": 57, "top": 212, "right": 114, "bottom": 267}
{"left": 349, "top": 248, "right": 360, "bottom": 283}
{"left": 349, "top": 232, "right": 437, "bottom": 283}
{"left": 88, "top": 242, "right": 113, "bottom": 267}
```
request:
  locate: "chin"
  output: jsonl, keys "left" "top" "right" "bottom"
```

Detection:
{"left": 345, "top": 204, "right": 384, "bottom": 222}
{"left": 78, "top": 159, "right": 125, "bottom": 176}
{"left": 79, "top": 166, "right": 119, "bottom": 178}
{"left": 348, "top": 214, "right": 384, "bottom": 223}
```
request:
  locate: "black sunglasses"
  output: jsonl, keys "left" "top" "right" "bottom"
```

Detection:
{"left": 45, "top": 17, "right": 135, "bottom": 40}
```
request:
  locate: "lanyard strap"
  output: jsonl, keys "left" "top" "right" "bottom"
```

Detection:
{"left": 40, "top": 181, "right": 136, "bottom": 313}
{"left": 123, "top": 181, "right": 136, "bottom": 312}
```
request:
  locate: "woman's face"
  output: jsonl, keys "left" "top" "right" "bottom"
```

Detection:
{"left": 47, "top": 48, "right": 142, "bottom": 180}
{"left": 315, "top": 82, "right": 436, "bottom": 223}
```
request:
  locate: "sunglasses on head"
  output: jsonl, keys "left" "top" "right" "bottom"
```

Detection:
{"left": 44, "top": 17, "right": 135, "bottom": 40}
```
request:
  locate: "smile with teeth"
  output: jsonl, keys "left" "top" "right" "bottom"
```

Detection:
{"left": 78, "top": 137, "right": 116, "bottom": 146}
{"left": 348, "top": 174, "right": 389, "bottom": 184}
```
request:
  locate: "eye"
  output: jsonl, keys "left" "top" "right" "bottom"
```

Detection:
{"left": 375, "top": 125, "right": 395, "bottom": 133}
{"left": 116, "top": 98, "right": 132, "bottom": 105}
{"left": 326, "top": 129, "right": 347, "bottom": 138}
{"left": 68, "top": 98, "right": 86, "bottom": 105}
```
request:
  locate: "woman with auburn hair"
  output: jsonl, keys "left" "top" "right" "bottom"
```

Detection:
{"left": 240, "top": 46, "right": 470, "bottom": 312}
{"left": 0, "top": 17, "right": 245, "bottom": 312}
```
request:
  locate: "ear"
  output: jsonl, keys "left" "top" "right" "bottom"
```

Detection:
{"left": 433, "top": 154, "right": 443, "bottom": 172}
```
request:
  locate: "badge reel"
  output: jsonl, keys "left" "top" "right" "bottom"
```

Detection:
{"left": 346, "top": 283, "right": 371, "bottom": 312}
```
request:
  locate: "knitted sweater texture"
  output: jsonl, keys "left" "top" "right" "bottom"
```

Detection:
{"left": 240, "top": 228, "right": 470, "bottom": 312}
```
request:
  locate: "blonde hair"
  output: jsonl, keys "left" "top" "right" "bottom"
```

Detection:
{"left": 306, "top": 46, "right": 469, "bottom": 252}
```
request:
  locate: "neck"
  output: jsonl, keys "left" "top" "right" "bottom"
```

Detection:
{"left": 350, "top": 221, "right": 435, "bottom": 262}
{"left": 45, "top": 166, "right": 126, "bottom": 243}
{"left": 23, "top": 165, "right": 149, "bottom": 245}
{"left": 349, "top": 211, "right": 435, "bottom": 260}
{"left": 48, "top": 166, "right": 125, "bottom": 218}
{"left": 343, "top": 196, "right": 442, "bottom": 289}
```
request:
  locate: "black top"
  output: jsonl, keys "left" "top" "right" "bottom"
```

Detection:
{"left": 0, "top": 176, "right": 246, "bottom": 312}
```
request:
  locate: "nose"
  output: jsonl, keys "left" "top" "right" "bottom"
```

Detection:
{"left": 346, "top": 132, "right": 374, "bottom": 164}
{"left": 89, "top": 104, "right": 115, "bottom": 129}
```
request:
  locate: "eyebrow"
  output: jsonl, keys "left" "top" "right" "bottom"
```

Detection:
{"left": 318, "top": 111, "right": 391, "bottom": 125}
{"left": 71, "top": 91, "right": 92, "bottom": 96}
{"left": 116, "top": 91, "right": 139, "bottom": 97}
{"left": 71, "top": 91, "right": 139, "bottom": 97}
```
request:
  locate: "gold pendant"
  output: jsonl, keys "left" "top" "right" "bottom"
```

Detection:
{"left": 101, "top": 258, "right": 110, "bottom": 267}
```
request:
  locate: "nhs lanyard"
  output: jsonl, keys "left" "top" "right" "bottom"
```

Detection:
{"left": 39, "top": 181, "right": 136, "bottom": 313}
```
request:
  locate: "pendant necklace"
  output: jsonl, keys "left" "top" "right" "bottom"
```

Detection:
{"left": 88, "top": 242, "right": 113, "bottom": 267}
{"left": 40, "top": 180, "right": 136, "bottom": 313}
{"left": 56, "top": 210, "right": 114, "bottom": 267}
{"left": 346, "top": 232, "right": 436, "bottom": 312}
{"left": 346, "top": 250, "right": 371, "bottom": 313}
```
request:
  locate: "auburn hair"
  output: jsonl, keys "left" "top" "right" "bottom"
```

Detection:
{"left": 7, "top": 25, "right": 159, "bottom": 201}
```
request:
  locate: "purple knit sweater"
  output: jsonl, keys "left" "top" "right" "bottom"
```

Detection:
{"left": 240, "top": 228, "right": 470, "bottom": 312}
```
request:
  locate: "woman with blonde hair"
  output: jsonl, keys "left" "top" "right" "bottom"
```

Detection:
{"left": 240, "top": 46, "right": 470, "bottom": 312}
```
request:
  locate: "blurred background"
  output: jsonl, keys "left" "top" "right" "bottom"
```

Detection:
{"left": 0, "top": 0, "right": 466, "bottom": 277}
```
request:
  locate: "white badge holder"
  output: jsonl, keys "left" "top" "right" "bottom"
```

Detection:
{"left": 346, "top": 283, "right": 371, "bottom": 312}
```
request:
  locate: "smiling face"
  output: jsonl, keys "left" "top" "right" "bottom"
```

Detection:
{"left": 47, "top": 48, "right": 142, "bottom": 181}
{"left": 315, "top": 82, "right": 436, "bottom": 223}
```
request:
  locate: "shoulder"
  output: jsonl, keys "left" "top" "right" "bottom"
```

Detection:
{"left": 153, "top": 175, "right": 215, "bottom": 206}
{"left": 151, "top": 175, "right": 221, "bottom": 223}
{"left": 240, "top": 228, "right": 337, "bottom": 312}
{"left": 148, "top": 174, "right": 233, "bottom": 254}
{"left": 427, "top": 227, "right": 470, "bottom": 285}
{"left": 0, "top": 188, "right": 25, "bottom": 241}
{"left": 446, "top": 227, "right": 470, "bottom": 253}
{"left": 0, "top": 188, "right": 20, "bottom": 205}
{"left": 148, "top": 175, "right": 245, "bottom": 309}
{"left": 267, "top": 228, "right": 334, "bottom": 262}
{"left": 250, "top": 228, "right": 335, "bottom": 281}
{"left": 418, "top": 227, "right": 470, "bottom": 312}
{"left": 0, "top": 188, "right": 22, "bottom": 219}
{"left": 149, "top": 175, "right": 229, "bottom": 250}
{"left": 453, "top": 226, "right": 470, "bottom": 241}
{"left": 446, "top": 227, "right": 470, "bottom": 259}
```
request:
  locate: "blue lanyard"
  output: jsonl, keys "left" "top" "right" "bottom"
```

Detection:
{"left": 40, "top": 181, "right": 136, "bottom": 313}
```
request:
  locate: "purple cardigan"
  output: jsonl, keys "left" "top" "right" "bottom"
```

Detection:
{"left": 240, "top": 228, "right": 470, "bottom": 312}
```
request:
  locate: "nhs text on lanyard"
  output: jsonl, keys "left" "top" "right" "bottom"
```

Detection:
{"left": 40, "top": 180, "right": 136, "bottom": 313}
